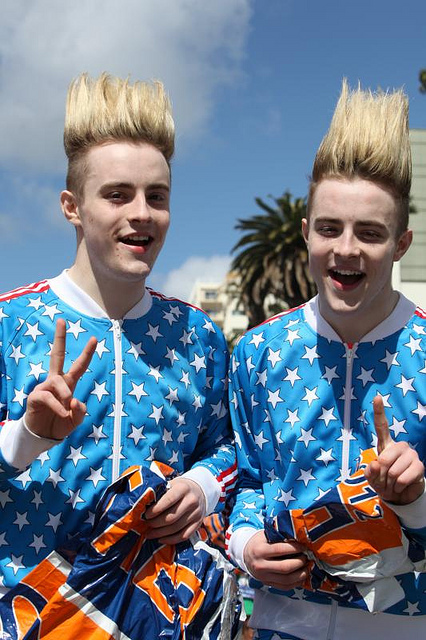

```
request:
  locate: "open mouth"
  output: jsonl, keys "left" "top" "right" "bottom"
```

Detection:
{"left": 120, "top": 234, "right": 152, "bottom": 247}
{"left": 329, "top": 269, "right": 365, "bottom": 287}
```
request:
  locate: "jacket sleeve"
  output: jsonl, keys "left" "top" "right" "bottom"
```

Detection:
{"left": 185, "top": 322, "right": 237, "bottom": 514}
{"left": 226, "top": 336, "right": 266, "bottom": 567}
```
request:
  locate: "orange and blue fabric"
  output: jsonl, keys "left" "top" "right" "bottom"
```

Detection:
{"left": 265, "top": 448, "right": 426, "bottom": 613}
{"left": 0, "top": 463, "right": 240, "bottom": 639}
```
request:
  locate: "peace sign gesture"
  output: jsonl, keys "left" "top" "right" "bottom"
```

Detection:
{"left": 25, "top": 319, "right": 97, "bottom": 440}
{"left": 365, "top": 395, "right": 425, "bottom": 505}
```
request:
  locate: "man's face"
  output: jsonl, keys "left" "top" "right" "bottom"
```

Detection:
{"left": 65, "top": 141, "right": 170, "bottom": 290}
{"left": 302, "top": 178, "right": 412, "bottom": 341}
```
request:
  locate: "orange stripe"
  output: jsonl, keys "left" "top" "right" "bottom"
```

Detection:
{"left": 38, "top": 595, "right": 113, "bottom": 639}
{"left": 20, "top": 557, "right": 68, "bottom": 601}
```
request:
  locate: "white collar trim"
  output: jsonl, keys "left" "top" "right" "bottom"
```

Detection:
{"left": 304, "top": 293, "right": 416, "bottom": 343}
{"left": 47, "top": 270, "right": 152, "bottom": 320}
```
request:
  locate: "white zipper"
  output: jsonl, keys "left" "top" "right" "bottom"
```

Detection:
{"left": 341, "top": 343, "right": 356, "bottom": 480}
{"left": 112, "top": 319, "right": 123, "bottom": 481}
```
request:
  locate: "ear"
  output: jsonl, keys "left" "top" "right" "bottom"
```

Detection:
{"left": 60, "top": 190, "right": 82, "bottom": 228}
{"left": 393, "top": 229, "right": 412, "bottom": 262}
{"left": 302, "top": 218, "right": 309, "bottom": 244}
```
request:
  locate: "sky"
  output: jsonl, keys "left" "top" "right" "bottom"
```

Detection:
{"left": 1, "top": 0, "right": 425, "bottom": 300}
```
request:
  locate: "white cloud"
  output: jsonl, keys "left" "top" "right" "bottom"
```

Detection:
{"left": 0, "top": 0, "right": 252, "bottom": 172}
{"left": 160, "top": 254, "right": 231, "bottom": 301}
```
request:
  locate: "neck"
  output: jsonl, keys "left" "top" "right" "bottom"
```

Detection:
{"left": 67, "top": 264, "right": 146, "bottom": 319}
{"left": 320, "top": 290, "right": 400, "bottom": 344}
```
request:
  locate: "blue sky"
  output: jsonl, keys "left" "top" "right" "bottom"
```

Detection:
{"left": 1, "top": 0, "right": 425, "bottom": 299}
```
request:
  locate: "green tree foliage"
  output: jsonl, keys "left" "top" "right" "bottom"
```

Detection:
{"left": 231, "top": 191, "right": 316, "bottom": 328}
{"left": 419, "top": 69, "right": 426, "bottom": 93}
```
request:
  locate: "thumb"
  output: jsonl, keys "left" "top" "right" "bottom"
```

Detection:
{"left": 373, "top": 395, "right": 393, "bottom": 454}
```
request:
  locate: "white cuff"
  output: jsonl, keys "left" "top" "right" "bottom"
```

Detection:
{"left": 182, "top": 466, "right": 221, "bottom": 515}
{"left": 0, "top": 416, "right": 62, "bottom": 470}
{"left": 227, "top": 526, "right": 260, "bottom": 574}
{"left": 385, "top": 483, "right": 426, "bottom": 530}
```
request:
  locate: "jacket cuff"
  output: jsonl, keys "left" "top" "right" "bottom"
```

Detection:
{"left": 0, "top": 416, "right": 62, "bottom": 470}
{"left": 227, "top": 526, "right": 259, "bottom": 574}
{"left": 385, "top": 484, "right": 426, "bottom": 530}
{"left": 182, "top": 466, "right": 220, "bottom": 515}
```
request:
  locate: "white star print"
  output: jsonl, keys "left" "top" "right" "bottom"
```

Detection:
{"left": 129, "top": 382, "right": 148, "bottom": 401}
{"left": 202, "top": 319, "right": 215, "bottom": 333}
{"left": 128, "top": 424, "right": 146, "bottom": 445}
{"left": 168, "top": 450, "right": 180, "bottom": 465}
{"left": 276, "top": 488, "right": 296, "bottom": 507}
{"left": 15, "top": 468, "right": 32, "bottom": 489}
{"left": 0, "top": 532, "right": 8, "bottom": 547}
{"left": 267, "top": 348, "right": 282, "bottom": 368}
{"left": 29, "top": 534, "right": 47, "bottom": 554}
{"left": 357, "top": 367, "right": 375, "bottom": 386}
{"left": 42, "top": 304, "right": 62, "bottom": 321}
{"left": 302, "top": 386, "right": 319, "bottom": 406}
{"left": 91, "top": 381, "right": 109, "bottom": 401}
{"left": 298, "top": 428, "right": 316, "bottom": 447}
{"left": 316, "top": 448, "right": 335, "bottom": 466}
{"left": 190, "top": 353, "right": 206, "bottom": 372}
{"left": 285, "top": 328, "right": 301, "bottom": 346}
{"left": 403, "top": 601, "right": 420, "bottom": 615}
{"left": 179, "top": 329, "right": 194, "bottom": 346}
{"left": 380, "top": 349, "right": 400, "bottom": 369}
{"left": 27, "top": 296, "right": 44, "bottom": 310}
{"left": 165, "top": 347, "right": 179, "bottom": 365}
{"left": 66, "top": 446, "right": 87, "bottom": 467}
{"left": 46, "top": 512, "right": 63, "bottom": 532}
{"left": 88, "top": 424, "right": 107, "bottom": 444}
{"left": 67, "top": 319, "right": 86, "bottom": 339}
{"left": 283, "top": 367, "right": 301, "bottom": 387}
{"left": 162, "top": 428, "right": 173, "bottom": 445}
{"left": 388, "top": 416, "right": 407, "bottom": 437}
{"left": 285, "top": 408, "right": 300, "bottom": 427}
{"left": 404, "top": 335, "right": 422, "bottom": 356}
{"left": 180, "top": 370, "right": 191, "bottom": 389}
{"left": 192, "top": 394, "right": 202, "bottom": 411}
{"left": 322, "top": 365, "right": 340, "bottom": 385}
{"left": 302, "top": 345, "right": 320, "bottom": 365}
{"left": 297, "top": 468, "right": 315, "bottom": 486}
{"left": 162, "top": 310, "right": 178, "bottom": 325}
{"left": 254, "top": 430, "right": 269, "bottom": 449}
{"left": 127, "top": 341, "right": 145, "bottom": 359}
{"left": 13, "top": 386, "right": 28, "bottom": 407}
{"left": 165, "top": 387, "right": 179, "bottom": 405}
{"left": 148, "top": 365, "right": 163, "bottom": 382}
{"left": 149, "top": 404, "right": 164, "bottom": 424}
{"left": 246, "top": 356, "right": 255, "bottom": 374}
{"left": 24, "top": 321, "right": 43, "bottom": 341}
{"left": 146, "top": 324, "right": 163, "bottom": 342}
{"left": 318, "top": 406, "right": 338, "bottom": 427}
{"left": 95, "top": 339, "right": 110, "bottom": 358}
{"left": 9, "top": 344, "right": 25, "bottom": 365}
{"left": 412, "top": 402, "right": 426, "bottom": 421}
{"left": 249, "top": 332, "right": 265, "bottom": 349}
{"left": 66, "top": 488, "right": 85, "bottom": 508}
{"left": 31, "top": 490, "right": 43, "bottom": 510}
{"left": 86, "top": 467, "right": 106, "bottom": 487}
{"left": 13, "top": 512, "right": 29, "bottom": 530}
{"left": 256, "top": 369, "right": 268, "bottom": 387}
{"left": 267, "top": 389, "right": 284, "bottom": 409}
{"left": 6, "top": 554, "right": 24, "bottom": 575}
{"left": 395, "top": 375, "right": 415, "bottom": 396}
{"left": 46, "top": 468, "right": 65, "bottom": 488}
{"left": 27, "top": 361, "right": 47, "bottom": 380}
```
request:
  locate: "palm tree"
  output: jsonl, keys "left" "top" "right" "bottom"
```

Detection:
{"left": 419, "top": 69, "right": 426, "bottom": 93}
{"left": 230, "top": 191, "right": 316, "bottom": 328}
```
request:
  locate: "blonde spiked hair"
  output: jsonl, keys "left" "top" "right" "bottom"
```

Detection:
{"left": 308, "top": 79, "right": 411, "bottom": 234}
{"left": 64, "top": 73, "right": 175, "bottom": 197}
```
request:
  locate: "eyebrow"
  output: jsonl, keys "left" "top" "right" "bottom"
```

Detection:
{"left": 313, "top": 216, "right": 387, "bottom": 229}
{"left": 101, "top": 181, "right": 170, "bottom": 192}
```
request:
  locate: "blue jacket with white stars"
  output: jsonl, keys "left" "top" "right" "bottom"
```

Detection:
{"left": 0, "top": 271, "right": 237, "bottom": 593}
{"left": 227, "top": 294, "right": 426, "bottom": 635}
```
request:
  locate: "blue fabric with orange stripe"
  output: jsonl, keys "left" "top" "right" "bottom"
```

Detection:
{"left": 0, "top": 464, "right": 240, "bottom": 639}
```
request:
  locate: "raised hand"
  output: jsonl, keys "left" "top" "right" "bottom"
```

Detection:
{"left": 243, "top": 530, "right": 308, "bottom": 591}
{"left": 365, "top": 395, "right": 425, "bottom": 505}
{"left": 25, "top": 319, "right": 97, "bottom": 440}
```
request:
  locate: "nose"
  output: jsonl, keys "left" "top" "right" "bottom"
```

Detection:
{"left": 334, "top": 230, "right": 360, "bottom": 258}
{"left": 129, "top": 193, "right": 152, "bottom": 223}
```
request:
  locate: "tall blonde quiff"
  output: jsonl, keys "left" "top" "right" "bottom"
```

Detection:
{"left": 308, "top": 79, "right": 411, "bottom": 234}
{"left": 64, "top": 73, "right": 175, "bottom": 198}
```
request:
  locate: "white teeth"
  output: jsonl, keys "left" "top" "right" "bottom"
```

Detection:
{"left": 126, "top": 235, "right": 149, "bottom": 241}
{"left": 333, "top": 269, "right": 362, "bottom": 276}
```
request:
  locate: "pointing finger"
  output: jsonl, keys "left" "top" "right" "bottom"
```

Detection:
{"left": 373, "top": 395, "right": 393, "bottom": 454}
{"left": 49, "top": 319, "right": 67, "bottom": 375}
